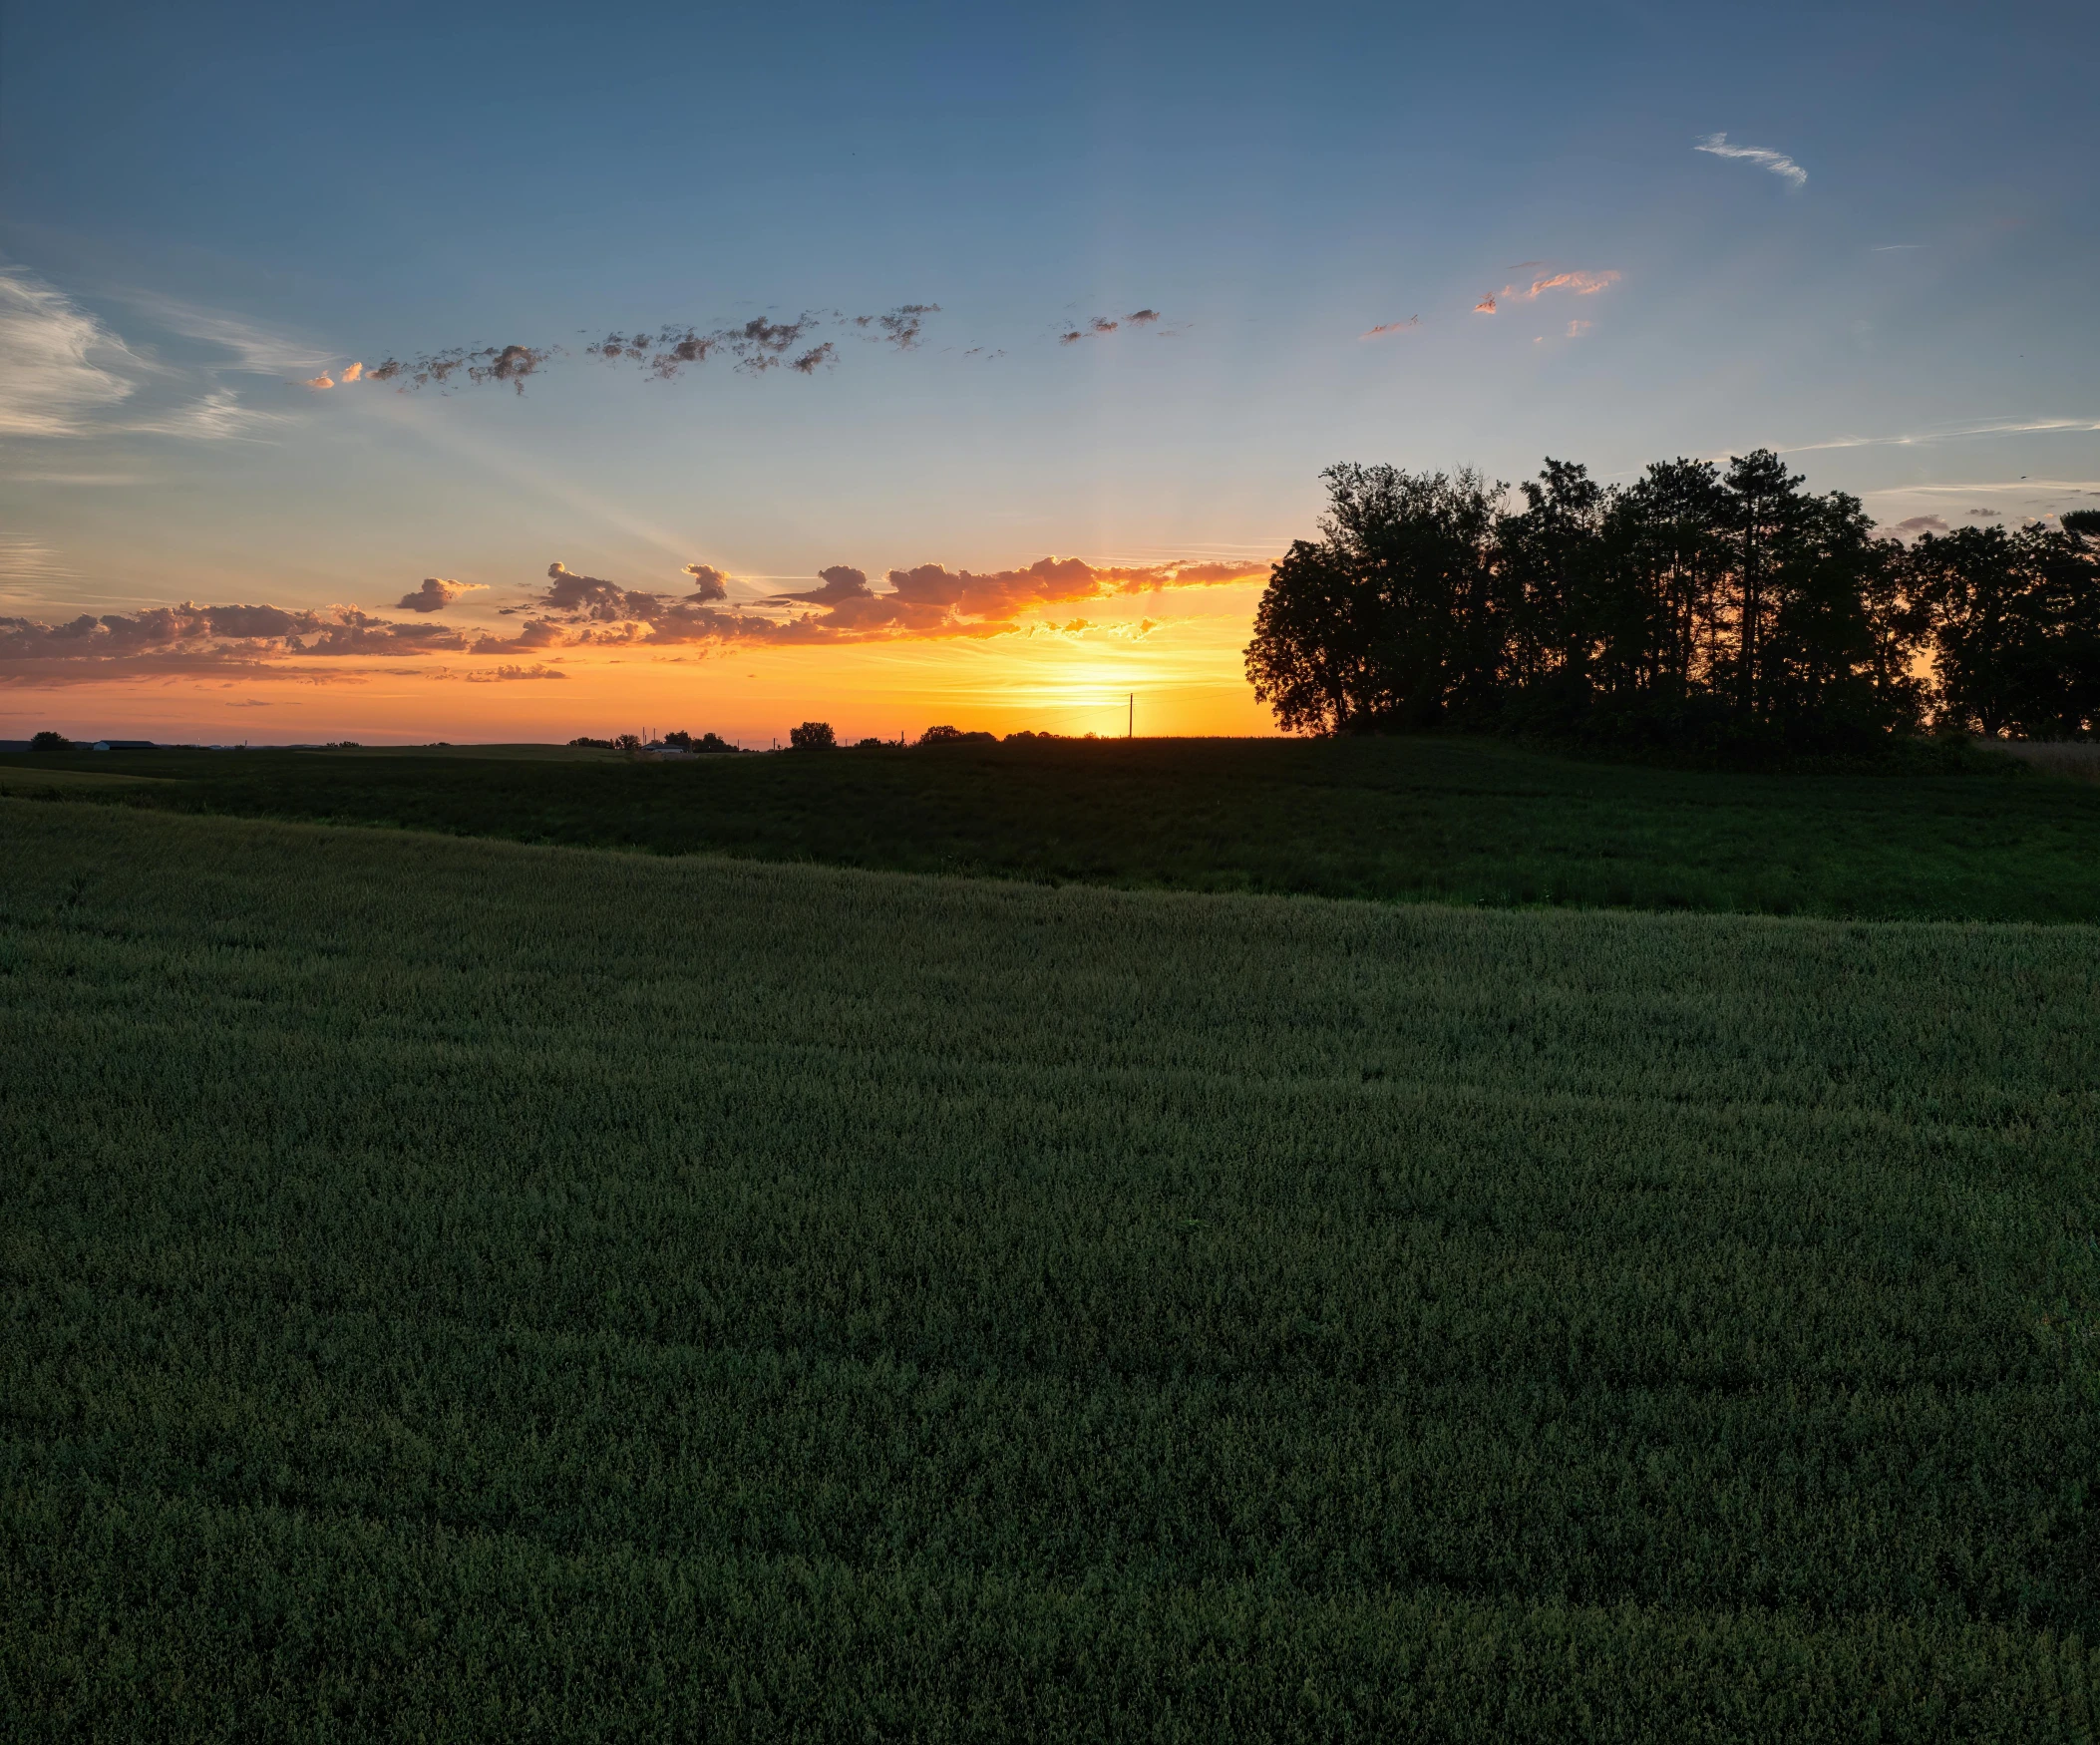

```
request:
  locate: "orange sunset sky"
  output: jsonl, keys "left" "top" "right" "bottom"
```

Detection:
{"left": 5, "top": 3, "right": 2093, "bottom": 743}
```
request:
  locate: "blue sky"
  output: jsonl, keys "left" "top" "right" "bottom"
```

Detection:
{"left": 1, "top": 0, "right": 2094, "bottom": 738}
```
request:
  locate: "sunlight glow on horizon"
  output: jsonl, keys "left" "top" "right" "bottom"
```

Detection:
{"left": 0, "top": 584, "right": 1281, "bottom": 744}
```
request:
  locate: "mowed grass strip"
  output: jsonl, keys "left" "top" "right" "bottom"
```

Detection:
{"left": 2, "top": 800, "right": 2096, "bottom": 1740}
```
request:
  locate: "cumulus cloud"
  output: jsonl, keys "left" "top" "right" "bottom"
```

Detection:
{"left": 1059, "top": 311, "right": 1168, "bottom": 344}
{"left": 585, "top": 315, "right": 831, "bottom": 380}
{"left": 1, "top": 550, "right": 1277, "bottom": 680}
{"left": 339, "top": 360, "right": 363, "bottom": 384}
{"left": 1695, "top": 132, "right": 1808, "bottom": 188}
{"left": 0, "top": 599, "right": 476, "bottom": 684}
{"left": 1893, "top": 515, "right": 1950, "bottom": 536}
{"left": 364, "top": 344, "right": 557, "bottom": 394}
{"left": 305, "top": 373, "right": 335, "bottom": 391}
{"left": 1474, "top": 295, "right": 1498, "bottom": 314}
{"left": 681, "top": 562, "right": 729, "bottom": 601}
{"left": 477, "top": 552, "right": 1276, "bottom": 650}
{"left": 767, "top": 565, "right": 874, "bottom": 606}
{"left": 1362, "top": 317, "right": 1421, "bottom": 340}
{"left": 396, "top": 576, "right": 487, "bottom": 612}
{"left": 1969, "top": 508, "right": 2001, "bottom": 518}
{"left": 722, "top": 316, "right": 821, "bottom": 373}
{"left": 537, "top": 560, "right": 664, "bottom": 621}
{"left": 464, "top": 662, "right": 565, "bottom": 682}
{"left": 851, "top": 304, "right": 941, "bottom": 349}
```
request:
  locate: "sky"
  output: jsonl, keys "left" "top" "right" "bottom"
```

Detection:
{"left": 2, "top": 0, "right": 2094, "bottom": 744}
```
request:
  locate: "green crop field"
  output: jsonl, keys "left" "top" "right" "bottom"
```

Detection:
{"left": 3, "top": 797, "right": 2096, "bottom": 1739}
{"left": 10, "top": 733, "right": 2100, "bottom": 922}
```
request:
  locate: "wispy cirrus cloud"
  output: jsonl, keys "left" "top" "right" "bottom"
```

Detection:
{"left": 1509, "top": 270, "right": 1619, "bottom": 299}
{"left": 0, "top": 269, "right": 287, "bottom": 440}
{"left": 1472, "top": 270, "right": 1619, "bottom": 318}
{"left": 0, "top": 533, "right": 72, "bottom": 595}
{"left": 1694, "top": 132, "right": 1808, "bottom": 188}
{"left": 0, "top": 269, "right": 147, "bottom": 436}
{"left": 1361, "top": 316, "right": 1420, "bottom": 340}
{"left": 1781, "top": 416, "right": 2100, "bottom": 456}
{"left": 114, "top": 291, "right": 328, "bottom": 377}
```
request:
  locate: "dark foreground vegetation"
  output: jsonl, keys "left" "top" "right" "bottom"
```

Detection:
{"left": 6, "top": 733, "right": 2100, "bottom": 922}
{"left": 1246, "top": 457, "right": 2099, "bottom": 750}
{"left": 3, "top": 801, "right": 2096, "bottom": 1738}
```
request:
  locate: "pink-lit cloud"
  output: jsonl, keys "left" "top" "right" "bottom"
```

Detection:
{"left": 1508, "top": 270, "right": 1620, "bottom": 300}
{"left": 1474, "top": 295, "right": 1498, "bottom": 314}
{"left": 0, "top": 550, "right": 1276, "bottom": 682}
{"left": 1361, "top": 317, "right": 1421, "bottom": 340}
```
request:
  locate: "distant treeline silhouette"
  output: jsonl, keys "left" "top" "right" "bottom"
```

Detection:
{"left": 1245, "top": 454, "right": 2100, "bottom": 751}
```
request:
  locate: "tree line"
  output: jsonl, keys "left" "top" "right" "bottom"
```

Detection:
{"left": 1245, "top": 453, "right": 2100, "bottom": 750}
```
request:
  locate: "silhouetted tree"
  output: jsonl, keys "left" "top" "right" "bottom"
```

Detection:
{"left": 1910, "top": 525, "right": 2100, "bottom": 737}
{"left": 1246, "top": 452, "right": 1963, "bottom": 753}
{"left": 789, "top": 721, "right": 837, "bottom": 750}
{"left": 1245, "top": 464, "right": 1502, "bottom": 733}
{"left": 30, "top": 731, "right": 71, "bottom": 751}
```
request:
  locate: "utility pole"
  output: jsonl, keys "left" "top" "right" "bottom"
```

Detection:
{"left": 1128, "top": 692, "right": 1133, "bottom": 739}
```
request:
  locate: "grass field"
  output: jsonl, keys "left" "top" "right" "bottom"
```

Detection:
{"left": 3, "top": 798, "right": 2096, "bottom": 1739}
{"left": 8, "top": 734, "right": 2100, "bottom": 922}
{"left": 0, "top": 765, "right": 173, "bottom": 795}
